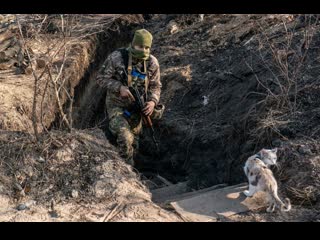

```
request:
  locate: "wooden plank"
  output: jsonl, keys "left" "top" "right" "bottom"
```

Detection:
{"left": 170, "top": 183, "right": 268, "bottom": 222}
{"left": 172, "top": 201, "right": 218, "bottom": 222}
{"left": 151, "top": 182, "right": 188, "bottom": 203}
{"left": 163, "top": 183, "right": 228, "bottom": 204}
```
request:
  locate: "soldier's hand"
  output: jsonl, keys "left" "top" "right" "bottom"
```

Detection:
{"left": 120, "top": 86, "right": 135, "bottom": 102}
{"left": 143, "top": 101, "right": 155, "bottom": 116}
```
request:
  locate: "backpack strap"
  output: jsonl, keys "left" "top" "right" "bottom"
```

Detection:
{"left": 143, "top": 60, "right": 149, "bottom": 99}
{"left": 118, "top": 48, "right": 128, "bottom": 68}
{"left": 117, "top": 48, "right": 127, "bottom": 85}
{"left": 127, "top": 52, "right": 133, "bottom": 87}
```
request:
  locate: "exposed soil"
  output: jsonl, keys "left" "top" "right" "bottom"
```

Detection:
{"left": 138, "top": 14, "right": 320, "bottom": 220}
{"left": 142, "top": 13, "right": 320, "bottom": 190}
{"left": 0, "top": 128, "right": 180, "bottom": 221}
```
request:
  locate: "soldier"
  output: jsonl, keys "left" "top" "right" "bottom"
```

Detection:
{"left": 96, "top": 29, "right": 163, "bottom": 166}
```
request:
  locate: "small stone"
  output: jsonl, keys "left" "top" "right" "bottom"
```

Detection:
{"left": 17, "top": 204, "right": 29, "bottom": 211}
{"left": 202, "top": 96, "right": 209, "bottom": 106}
{"left": 49, "top": 211, "right": 59, "bottom": 218}
{"left": 167, "top": 20, "right": 179, "bottom": 34}
{"left": 38, "top": 157, "right": 45, "bottom": 163}
{"left": 71, "top": 189, "right": 79, "bottom": 198}
{"left": 14, "top": 183, "right": 23, "bottom": 191}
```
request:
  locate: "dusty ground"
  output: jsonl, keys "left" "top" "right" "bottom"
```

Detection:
{"left": 0, "top": 14, "right": 320, "bottom": 222}
{"left": 0, "top": 129, "right": 180, "bottom": 222}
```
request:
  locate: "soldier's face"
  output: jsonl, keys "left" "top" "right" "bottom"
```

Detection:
{"left": 133, "top": 45, "right": 150, "bottom": 54}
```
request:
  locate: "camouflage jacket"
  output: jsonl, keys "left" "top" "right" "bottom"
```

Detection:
{"left": 96, "top": 49, "right": 162, "bottom": 108}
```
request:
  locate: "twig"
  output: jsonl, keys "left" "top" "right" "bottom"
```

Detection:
{"left": 102, "top": 200, "right": 124, "bottom": 222}
{"left": 40, "top": 76, "right": 51, "bottom": 134}
{"left": 47, "top": 65, "right": 71, "bottom": 131}
{"left": 16, "top": 15, "right": 40, "bottom": 142}
{"left": 36, "top": 15, "right": 48, "bottom": 34}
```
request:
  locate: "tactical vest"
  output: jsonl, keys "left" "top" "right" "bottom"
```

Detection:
{"left": 118, "top": 48, "right": 149, "bottom": 98}
{"left": 118, "top": 48, "right": 165, "bottom": 121}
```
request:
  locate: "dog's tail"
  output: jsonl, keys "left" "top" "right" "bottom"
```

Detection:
{"left": 281, "top": 198, "right": 291, "bottom": 212}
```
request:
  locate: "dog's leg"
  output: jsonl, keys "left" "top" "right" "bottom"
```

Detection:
{"left": 243, "top": 184, "right": 256, "bottom": 197}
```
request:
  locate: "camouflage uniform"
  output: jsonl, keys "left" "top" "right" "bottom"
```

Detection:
{"left": 96, "top": 49, "right": 161, "bottom": 165}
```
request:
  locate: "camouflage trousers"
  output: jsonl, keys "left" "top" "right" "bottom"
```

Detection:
{"left": 106, "top": 100, "right": 142, "bottom": 166}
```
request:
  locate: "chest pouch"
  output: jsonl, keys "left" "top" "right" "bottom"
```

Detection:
{"left": 131, "top": 68, "right": 147, "bottom": 92}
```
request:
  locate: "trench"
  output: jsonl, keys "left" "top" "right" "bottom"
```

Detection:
{"left": 60, "top": 20, "right": 190, "bottom": 189}
{"left": 50, "top": 17, "right": 249, "bottom": 193}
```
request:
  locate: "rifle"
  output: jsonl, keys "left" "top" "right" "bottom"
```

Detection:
{"left": 120, "top": 66, "right": 160, "bottom": 152}
{"left": 128, "top": 85, "right": 160, "bottom": 152}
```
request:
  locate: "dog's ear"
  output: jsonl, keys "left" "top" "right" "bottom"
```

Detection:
{"left": 260, "top": 148, "right": 267, "bottom": 156}
{"left": 272, "top": 148, "right": 278, "bottom": 153}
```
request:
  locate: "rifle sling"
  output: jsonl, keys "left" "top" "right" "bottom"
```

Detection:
{"left": 127, "top": 52, "right": 133, "bottom": 87}
{"left": 144, "top": 60, "right": 149, "bottom": 100}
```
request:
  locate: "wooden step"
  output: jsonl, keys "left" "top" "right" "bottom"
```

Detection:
{"left": 170, "top": 183, "right": 268, "bottom": 222}
{"left": 151, "top": 181, "right": 189, "bottom": 203}
{"left": 162, "top": 183, "right": 228, "bottom": 204}
{"left": 151, "top": 182, "right": 228, "bottom": 204}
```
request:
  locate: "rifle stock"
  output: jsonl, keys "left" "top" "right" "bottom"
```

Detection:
{"left": 129, "top": 86, "right": 159, "bottom": 151}
{"left": 129, "top": 86, "right": 151, "bottom": 126}
{"left": 143, "top": 115, "right": 153, "bottom": 127}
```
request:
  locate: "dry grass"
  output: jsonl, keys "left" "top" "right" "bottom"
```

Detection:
{"left": 242, "top": 15, "right": 320, "bottom": 147}
{"left": 287, "top": 186, "right": 317, "bottom": 206}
